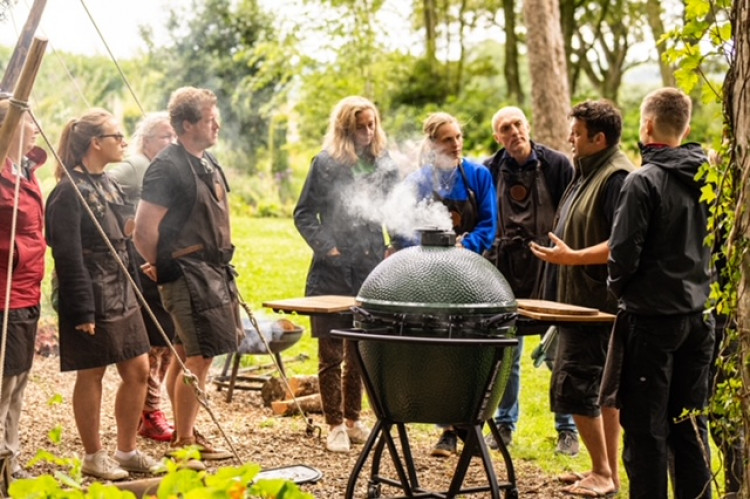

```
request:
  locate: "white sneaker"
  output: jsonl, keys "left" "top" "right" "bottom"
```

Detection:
{"left": 326, "top": 424, "right": 351, "bottom": 453}
{"left": 115, "top": 450, "right": 165, "bottom": 474}
{"left": 346, "top": 421, "right": 370, "bottom": 444}
{"left": 82, "top": 450, "right": 129, "bottom": 481}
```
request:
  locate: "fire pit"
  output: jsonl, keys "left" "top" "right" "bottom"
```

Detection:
{"left": 332, "top": 229, "right": 519, "bottom": 499}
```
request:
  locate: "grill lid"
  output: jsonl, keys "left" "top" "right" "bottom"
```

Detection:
{"left": 357, "top": 229, "right": 516, "bottom": 315}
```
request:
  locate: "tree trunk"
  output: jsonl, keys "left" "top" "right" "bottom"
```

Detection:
{"left": 644, "top": 0, "right": 676, "bottom": 87}
{"left": 503, "top": 0, "right": 524, "bottom": 104}
{"left": 454, "top": 0, "right": 468, "bottom": 95}
{"left": 523, "top": 0, "right": 571, "bottom": 154}
{"left": 423, "top": 0, "right": 438, "bottom": 63}
{"left": 727, "top": 0, "right": 750, "bottom": 496}
{"left": 558, "top": 0, "right": 579, "bottom": 96}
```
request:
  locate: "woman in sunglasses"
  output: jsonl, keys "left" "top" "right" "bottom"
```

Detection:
{"left": 46, "top": 109, "right": 159, "bottom": 480}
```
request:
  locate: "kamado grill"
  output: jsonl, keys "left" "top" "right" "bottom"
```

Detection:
{"left": 332, "top": 229, "right": 519, "bottom": 499}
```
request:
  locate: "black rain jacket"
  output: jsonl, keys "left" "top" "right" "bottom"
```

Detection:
{"left": 608, "top": 143, "right": 711, "bottom": 315}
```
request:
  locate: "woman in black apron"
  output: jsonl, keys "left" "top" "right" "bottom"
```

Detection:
{"left": 394, "top": 112, "right": 498, "bottom": 457}
{"left": 395, "top": 112, "right": 497, "bottom": 256}
{"left": 46, "top": 109, "right": 158, "bottom": 480}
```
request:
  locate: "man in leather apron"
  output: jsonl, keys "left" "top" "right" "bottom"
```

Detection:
{"left": 483, "top": 107, "right": 576, "bottom": 454}
{"left": 134, "top": 87, "right": 238, "bottom": 462}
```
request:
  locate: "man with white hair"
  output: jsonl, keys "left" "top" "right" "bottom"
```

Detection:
{"left": 110, "top": 112, "right": 178, "bottom": 442}
{"left": 483, "top": 106, "right": 578, "bottom": 455}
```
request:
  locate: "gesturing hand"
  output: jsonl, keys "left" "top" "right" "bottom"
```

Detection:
{"left": 529, "top": 233, "right": 575, "bottom": 265}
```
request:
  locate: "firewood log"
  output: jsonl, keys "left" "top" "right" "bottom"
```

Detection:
{"left": 271, "top": 394, "right": 322, "bottom": 416}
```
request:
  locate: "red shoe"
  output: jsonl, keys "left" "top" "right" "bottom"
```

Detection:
{"left": 139, "top": 410, "right": 175, "bottom": 442}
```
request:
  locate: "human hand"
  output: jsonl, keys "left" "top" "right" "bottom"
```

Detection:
{"left": 75, "top": 323, "right": 96, "bottom": 335}
{"left": 140, "top": 262, "right": 158, "bottom": 282}
{"left": 529, "top": 233, "right": 574, "bottom": 264}
{"left": 456, "top": 233, "right": 467, "bottom": 248}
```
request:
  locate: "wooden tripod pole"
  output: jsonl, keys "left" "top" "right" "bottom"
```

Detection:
{"left": 0, "top": 0, "right": 48, "bottom": 93}
{"left": 0, "top": 36, "right": 47, "bottom": 168}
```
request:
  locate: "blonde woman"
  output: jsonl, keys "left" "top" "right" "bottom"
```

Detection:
{"left": 45, "top": 109, "right": 159, "bottom": 480}
{"left": 294, "top": 96, "right": 398, "bottom": 453}
{"left": 396, "top": 112, "right": 497, "bottom": 255}
{"left": 404, "top": 112, "right": 498, "bottom": 457}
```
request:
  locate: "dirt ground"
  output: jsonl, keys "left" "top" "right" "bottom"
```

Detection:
{"left": 15, "top": 348, "right": 576, "bottom": 498}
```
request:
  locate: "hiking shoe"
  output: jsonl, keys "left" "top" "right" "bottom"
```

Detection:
{"left": 167, "top": 430, "right": 233, "bottom": 461}
{"left": 484, "top": 433, "right": 499, "bottom": 451}
{"left": 431, "top": 430, "right": 458, "bottom": 458}
{"left": 139, "top": 410, "right": 174, "bottom": 442}
{"left": 346, "top": 421, "right": 370, "bottom": 444}
{"left": 82, "top": 450, "right": 129, "bottom": 481}
{"left": 484, "top": 424, "right": 511, "bottom": 450}
{"left": 498, "top": 424, "right": 513, "bottom": 446}
{"left": 556, "top": 430, "right": 580, "bottom": 457}
{"left": 326, "top": 424, "right": 351, "bottom": 453}
{"left": 115, "top": 450, "right": 165, "bottom": 474}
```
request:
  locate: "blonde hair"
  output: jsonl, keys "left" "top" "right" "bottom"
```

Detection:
{"left": 322, "top": 96, "right": 387, "bottom": 166}
{"left": 419, "top": 112, "right": 461, "bottom": 166}
{"left": 168, "top": 87, "right": 218, "bottom": 135}
{"left": 55, "top": 108, "right": 112, "bottom": 181}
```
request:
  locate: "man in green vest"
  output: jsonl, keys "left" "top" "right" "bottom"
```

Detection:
{"left": 530, "top": 99, "right": 634, "bottom": 498}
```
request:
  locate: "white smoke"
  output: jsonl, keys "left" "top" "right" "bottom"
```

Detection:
{"left": 381, "top": 181, "right": 452, "bottom": 238}
{"left": 341, "top": 169, "right": 452, "bottom": 242}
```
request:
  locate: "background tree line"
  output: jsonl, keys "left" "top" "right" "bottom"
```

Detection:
{"left": 0, "top": 0, "right": 725, "bottom": 214}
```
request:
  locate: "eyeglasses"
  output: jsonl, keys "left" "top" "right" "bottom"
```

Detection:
{"left": 98, "top": 133, "right": 125, "bottom": 143}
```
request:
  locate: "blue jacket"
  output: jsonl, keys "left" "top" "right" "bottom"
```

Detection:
{"left": 399, "top": 158, "right": 497, "bottom": 254}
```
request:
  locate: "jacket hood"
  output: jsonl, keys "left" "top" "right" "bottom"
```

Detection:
{"left": 639, "top": 142, "right": 707, "bottom": 194}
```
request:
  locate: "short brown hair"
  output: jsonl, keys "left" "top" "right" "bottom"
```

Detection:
{"left": 168, "top": 87, "right": 218, "bottom": 135}
{"left": 569, "top": 100, "right": 622, "bottom": 147}
{"left": 640, "top": 87, "right": 692, "bottom": 140}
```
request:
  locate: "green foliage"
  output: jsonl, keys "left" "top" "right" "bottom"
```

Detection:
{"left": 9, "top": 461, "right": 313, "bottom": 498}
{"left": 149, "top": 0, "right": 286, "bottom": 177}
{"left": 663, "top": 1, "right": 738, "bottom": 494}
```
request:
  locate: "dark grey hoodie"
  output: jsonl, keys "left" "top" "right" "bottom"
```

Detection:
{"left": 607, "top": 142, "right": 711, "bottom": 315}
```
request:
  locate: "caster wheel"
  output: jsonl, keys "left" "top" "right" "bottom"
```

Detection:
{"left": 367, "top": 482, "right": 382, "bottom": 498}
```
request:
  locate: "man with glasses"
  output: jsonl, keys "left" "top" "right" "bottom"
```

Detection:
{"left": 110, "top": 112, "right": 177, "bottom": 443}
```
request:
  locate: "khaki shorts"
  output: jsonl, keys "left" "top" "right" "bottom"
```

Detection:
{"left": 159, "top": 276, "right": 203, "bottom": 357}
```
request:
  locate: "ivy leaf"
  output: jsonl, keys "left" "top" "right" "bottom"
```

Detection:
{"left": 700, "top": 184, "right": 716, "bottom": 203}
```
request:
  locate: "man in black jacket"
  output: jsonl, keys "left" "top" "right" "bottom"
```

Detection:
{"left": 608, "top": 87, "right": 713, "bottom": 499}
{"left": 482, "top": 106, "right": 578, "bottom": 455}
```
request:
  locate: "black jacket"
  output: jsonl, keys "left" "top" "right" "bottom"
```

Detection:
{"left": 608, "top": 143, "right": 711, "bottom": 314}
{"left": 483, "top": 141, "right": 573, "bottom": 209}
{"left": 294, "top": 150, "right": 398, "bottom": 296}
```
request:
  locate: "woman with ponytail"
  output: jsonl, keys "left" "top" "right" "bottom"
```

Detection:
{"left": 46, "top": 109, "right": 159, "bottom": 480}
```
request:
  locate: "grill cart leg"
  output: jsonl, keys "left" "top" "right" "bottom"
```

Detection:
{"left": 487, "top": 420, "right": 519, "bottom": 499}
{"left": 346, "top": 420, "right": 429, "bottom": 499}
